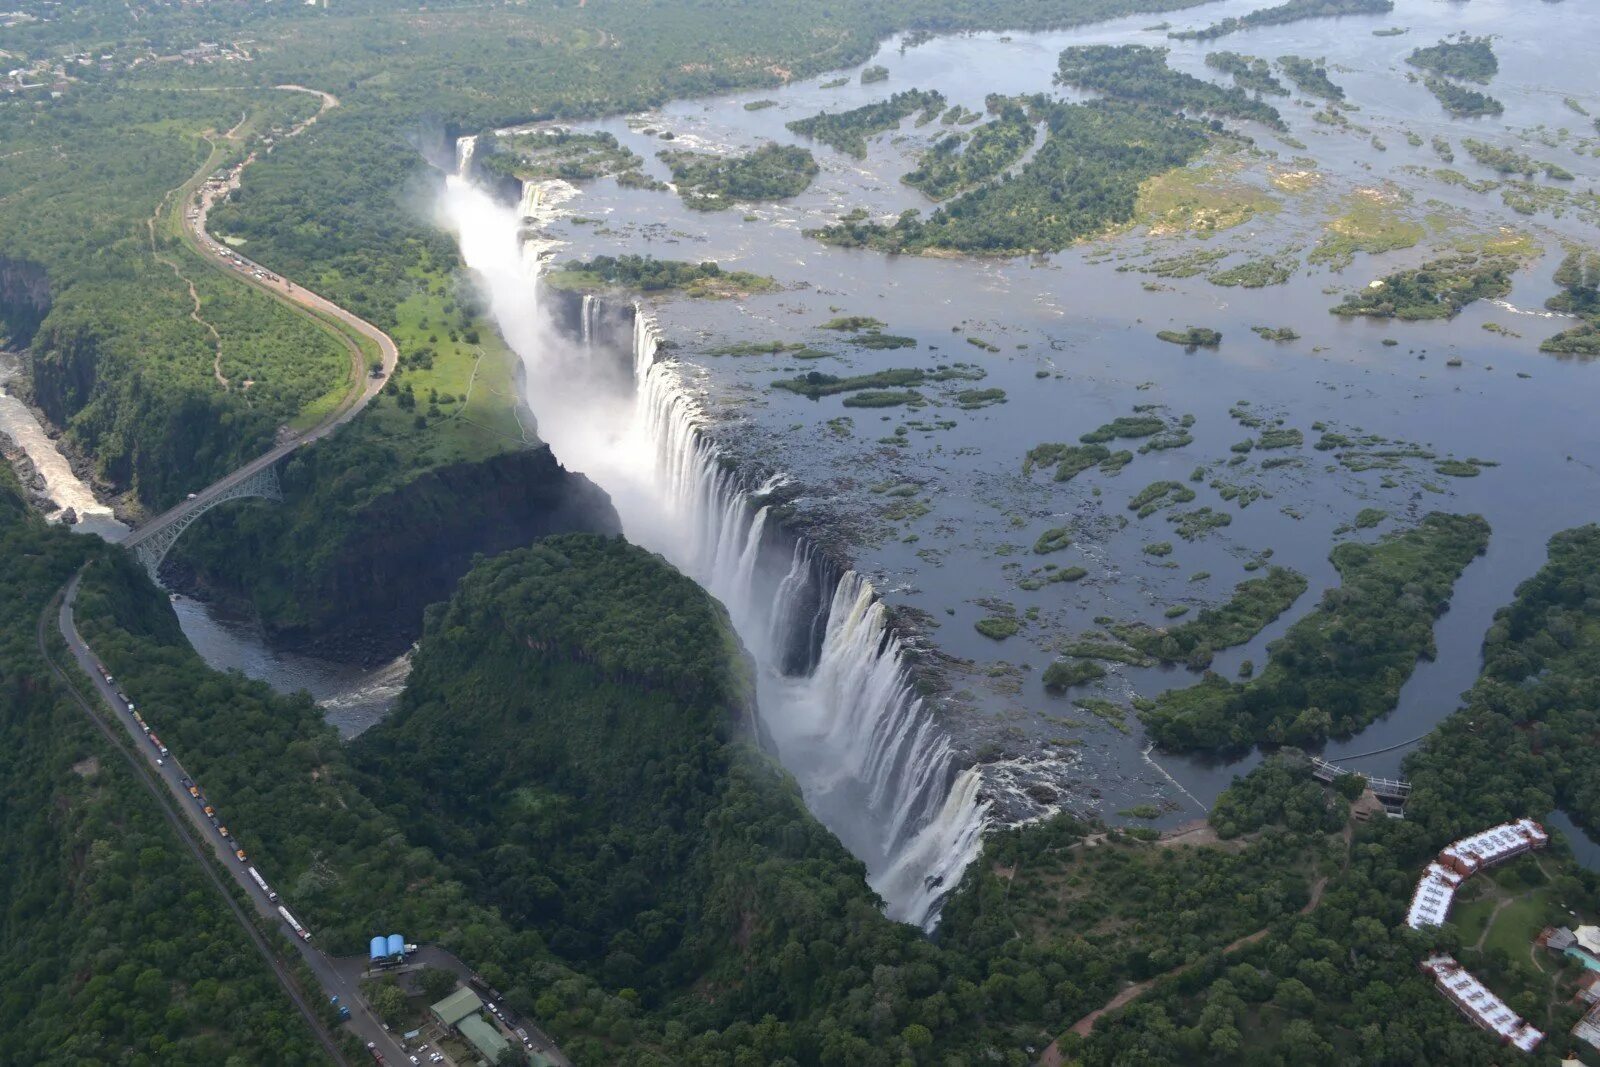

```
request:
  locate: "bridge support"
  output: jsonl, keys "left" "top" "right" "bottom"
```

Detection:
{"left": 132, "top": 464, "right": 282, "bottom": 580}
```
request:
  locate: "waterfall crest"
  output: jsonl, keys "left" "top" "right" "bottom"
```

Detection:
{"left": 439, "top": 163, "right": 988, "bottom": 928}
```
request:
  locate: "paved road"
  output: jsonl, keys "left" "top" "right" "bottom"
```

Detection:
{"left": 57, "top": 569, "right": 412, "bottom": 1066}
{"left": 123, "top": 85, "right": 398, "bottom": 552}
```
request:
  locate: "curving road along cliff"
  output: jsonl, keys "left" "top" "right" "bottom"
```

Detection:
{"left": 123, "top": 84, "right": 397, "bottom": 553}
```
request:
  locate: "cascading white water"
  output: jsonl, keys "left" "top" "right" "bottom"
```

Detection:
{"left": 454, "top": 134, "right": 478, "bottom": 178}
{"left": 438, "top": 163, "right": 988, "bottom": 928}
{"left": 580, "top": 293, "right": 596, "bottom": 352}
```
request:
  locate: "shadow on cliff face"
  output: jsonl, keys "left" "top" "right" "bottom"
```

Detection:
{"left": 163, "top": 442, "right": 622, "bottom": 665}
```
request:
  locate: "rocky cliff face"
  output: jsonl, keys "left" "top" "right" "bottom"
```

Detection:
{"left": 0, "top": 257, "right": 50, "bottom": 347}
{"left": 169, "top": 444, "right": 620, "bottom": 663}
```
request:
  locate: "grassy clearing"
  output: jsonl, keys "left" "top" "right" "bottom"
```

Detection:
{"left": 1135, "top": 160, "right": 1279, "bottom": 236}
{"left": 1309, "top": 190, "right": 1425, "bottom": 270}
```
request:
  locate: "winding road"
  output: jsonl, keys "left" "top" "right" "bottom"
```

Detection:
{"left": 123, "top": 84, "right": 397, "bottom": 553}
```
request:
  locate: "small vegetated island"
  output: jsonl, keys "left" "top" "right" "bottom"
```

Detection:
{"left": 1204, "top": 52, "right": 1288, "bottom": 96}
{"left": 1541, "top": 250, "right": 1600, "bottom": 354}
{"left": 473, "top": 128, "right": 658, "bottom": 187}
{"left": 1157, "top": 326, "right": 1223, "bottom": 347}
{"left": 1331, "top": 253, "right": 1518, "bottom": 320}
{"left": 785, "top": 89, "right": 945, "bottom": 158}
{"left": 1407, "top": 33, "right": 1499, "bottom": 83}
{"left": 902, "top": 98, "right": 1036, "bottom": 201}
{"left": 1139, "top": 512, "right": 1490, "bottom": 751}
{"left": 544, "top": 255, "right": 778, "bottom": 298}
{"left": 658, "top": 143, "right": 819, "bottom": 210}
{"left": 1407, "top": 34, "right": 1503, "bottom": 117}
{"left": 1277, "top": 54, "right": 1345, "bottom": 99}
{"left": 1170, "top": 0, "right": 1392, "bottom": 42}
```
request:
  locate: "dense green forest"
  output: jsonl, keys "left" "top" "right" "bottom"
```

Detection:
{"left": 1109, "top": 567, "right": 1309, "bottom": 668}
{"left": 659, "top": 143, "right": 820, "bottom": 209}
{"left": 1169, "top": 0, "right": 1392, "bottom": 41}
{"left": 0, "top": 474, "right": 328, "bottom": 1062}
{"left": 1140, "top": 513, "right": 1490, "bottom": 751}
{"left": 811, "top": 96, "right": 1210, "bottom": 254}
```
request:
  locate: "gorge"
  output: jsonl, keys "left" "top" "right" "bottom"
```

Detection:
{"left": 439, "top": 158, "right": 988, "bottom": 928}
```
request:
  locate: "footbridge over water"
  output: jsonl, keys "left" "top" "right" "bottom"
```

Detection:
{"left": 1310, "top": 756, "right": 1412, "bottom": 807}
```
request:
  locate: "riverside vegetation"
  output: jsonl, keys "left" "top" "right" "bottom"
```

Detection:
{"left": 1169, "top": 0, "right": 1391, "bottom": 42}
{"left": 1140, "top": 513, "right": 1490, "bottom": 751}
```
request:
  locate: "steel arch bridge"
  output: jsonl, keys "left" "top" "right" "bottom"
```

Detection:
{"left": 127, "top": 463, "right": 282, "bottom": 579}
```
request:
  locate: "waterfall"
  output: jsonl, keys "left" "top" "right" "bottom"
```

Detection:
{"left": 580, "top": 293, "right": 596, "bottom": 352}
{"left": 455, "top": 134, "right": 478, "bottom": 178}
{"left": 438, "top": 153, "right": 988, "bottom": 929}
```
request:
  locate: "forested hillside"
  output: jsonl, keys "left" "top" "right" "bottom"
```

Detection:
{"left": 1074, "top": 526, "right": 1600, "bottom": 1065}
{"left": 0, "top": 473, "right": 328, "bottom": 1062}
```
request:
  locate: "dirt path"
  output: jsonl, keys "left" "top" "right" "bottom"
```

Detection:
{"left": 1039, "top": 874, "right": 1331, "bottom": 1065}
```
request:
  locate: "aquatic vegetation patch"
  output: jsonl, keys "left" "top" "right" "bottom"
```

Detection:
{"left": 1308, "top": 190, "right": 1424, "bottom": 270}
{"left": 1129, "top": 480, "right": 1197, "bottom": 517}
{"left": 955, "top": 387, "right": 1007, "bottom": 409}
{"left": 1143, "top": 541, "right": 1174, "bottom": 557}
{"left": 849, "top": 331, "right": 918, "bottom": 350}
{"left": 1434, "top": 458, "right": 1496, "bottom": 477}
{"left": 1043, "top": 658, "right": 1106, "bottom": 691}
{"left": 1256, "top": 428, "right": 1302, "bottom": 450}
{"left": 1168, "top": 506, "right": 1232, "bottom": 540}
{"left": 1033, "top": 527, "right": 1074, "bottom": 554}
{"left": 841, "top": 389, "right": 924, "bottom": 408}
{"left": 704, "top": 340, "right": 814, "bottom": 357}
{"left": 1251, "top": 325, "right": 1300, "bottom": 341}
{"left": 1355, "top": 507, "right": 1387, "bottom": 528}
{"left": 1018, "top": 565, "right": 1087, "bottom": 590}
{"left": 820, "top": 315, "right": 885, "bottom": 331}
{"left": 1073, "top": 698, "right": 1130, "bottom": 733}
{"left": 1024, "top": 442, "right": 1112, "bottom": 481}
{"left": 1210, "top": 258, "right": 1295, "bottom": 288}
{"left": 1121, "top": 249, "right": 1229, "bottom": 277}
{"left": 1134, "top": 161, "right": 1280, "bottom": 236}
{"left": 975, "top": 615, "right": 1021, "bottom": 640}
{"left": 1081, "top": 414, "right": 1167, "bottom": 443}
{"left": 771, "top": 367, "right": 925, "bottom": 398}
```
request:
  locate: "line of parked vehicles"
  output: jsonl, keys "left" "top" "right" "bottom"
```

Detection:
{"left": 95, "top": 659, "right": 312, "bottom": 943}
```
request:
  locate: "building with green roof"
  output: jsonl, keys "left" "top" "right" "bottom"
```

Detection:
{"left": 458, "top": 1013, "right": 511, "bottom": 1062}
{"left": 429, "top": 986, "right": 483, "bottom": 1028}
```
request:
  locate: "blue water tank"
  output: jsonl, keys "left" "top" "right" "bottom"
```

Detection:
{"left": 387, "top": 933, "right": 405, "bottom": 958}
{"left": 369, "top": 936, "right": 387, "bottom": 961}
